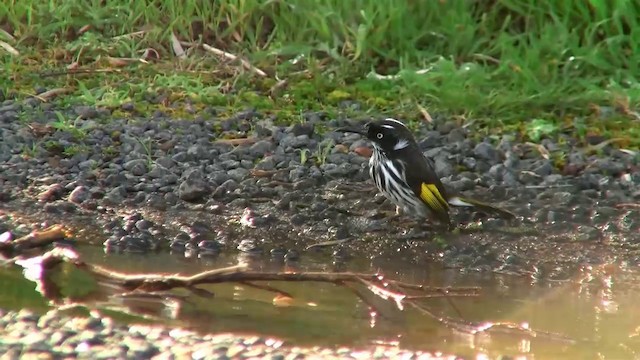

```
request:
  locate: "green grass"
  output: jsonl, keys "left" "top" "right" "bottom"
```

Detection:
{"left": 2, "top": 0, "right": 640, "bottom": 146}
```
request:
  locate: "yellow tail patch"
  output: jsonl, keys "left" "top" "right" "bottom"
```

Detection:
{"left": 420, "top": 183, "right": 448, "bottom": 211}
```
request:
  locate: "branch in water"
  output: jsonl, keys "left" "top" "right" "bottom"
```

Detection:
{"left": 18, "top": 247, "right": 579, "bottom": 345}
{"left": 0, "top": 225, "right": 68, "bottom": 258}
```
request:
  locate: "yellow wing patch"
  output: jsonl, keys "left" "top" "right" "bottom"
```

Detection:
{"left": 420, "top": 183, "right": 449, "bottom": 211}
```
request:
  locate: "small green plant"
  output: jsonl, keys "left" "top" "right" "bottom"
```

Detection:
{"left": 314, "top": 139, "right": 335, "bottom": 166}
{"left": 52, "top": 111, "right": 86, "bottom": 140}
{"left": 132, "top": 135, "right": 155, "bottom": 167}
{"left": 21, "top": 142, "right": 40, "bottom": 158}
{"left": 62, "top": 144, "right": 89, "bottom": 157}
{"left": 298, "top": 148, "right": 311, "bottom": 165}
{"left": 525, "top": 118, "right": 559, "bottom": 142}
{"left": 431, "top": 235, "right": 448, "bottom": 249}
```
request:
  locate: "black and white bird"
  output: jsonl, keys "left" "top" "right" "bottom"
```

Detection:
{"left": 337, "top": 118, "right": 515, "bottom": 229}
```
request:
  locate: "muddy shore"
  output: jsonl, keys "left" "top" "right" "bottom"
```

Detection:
{"left": 2, "top": 96, "right": 640, "bottom": 358}
{"left": 2, "top": 98, "right": 639, "bottom": 270}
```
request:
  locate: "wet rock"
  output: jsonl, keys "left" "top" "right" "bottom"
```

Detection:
{"left": 461, "top": 157, "right": 476, "bottom": 170}
{"left": 227, "top": 168, "right": 249, "bottom": 182}
{"left": 103, "top": 173, "right": 128, "bottom": 187}
{"left": 43, "top": 201, "right": 76, "bottom": 214}
{"left": 270, "top": 247, "right": 287, "bottom": 257}
{"left": 447, "top": 177, "right": 476, "bottom": 193}
{"left": 254, "top": 156, "right": 276, "bottom": 171}
{"left": 74, "top": 106, "right": 98, "bottom": 119}
{"left": 473, "top": 142, "right": 499, "bottom": 163}
{"left": 533, "top": 160, "right": 554, "bottom": 177}
{"left": 446, "top": 128, "right": 466, "bottom": 143}
{"left": 619, "top": 211, "right": 640, "bottom": 232}
{"left": 178, "top": 169, "right": 211, "bottom": 202}
{"left": 290, "top": 214, "right": 308, "bottom": 226}
{"left": 148, "top": 165, "right": 172, "bottom": 179}
{"left": 518, "top": 171, "right": 541, "bottom": 185}
{"left": 124, "top": 159, "right": 148, "bottom": 176}
{"left": 284, "top": 249, "right": 300, "bottom": 261}
{"left": 212, "top": 179, "right": 239, "bottom": 199}
{"left": 187, "top": 144, "right": 208, "bottom": 160}
{"left": 488, "top": 164, "right": 509, "bottom": 181}
{"left": 574, "top": 225, "right": 601, "bottom": 242}
{"left": 552, "top": 192, "right": 573, "bottom": 206}
{"left": 331, "top": 246, "right": 351, "bottom": 261}
{"left": 104, "top": 236, "right": 123, "bottom": 252}
{"left": 104, "top": 186, "right": 127, "bottom": 205}
{"left": 332, "top": 225, "right": 351, "bottom": 240}
{"left": 322, "top": 163, "right": 353, "bottom": 178}
{"left": 288, "top": 122, "right": 315, "bottom": 137}
{"left": 135, "top": 220, "right": 153, "bottom": 231}
{"left": 220, "top": 159, "right": 240, "bottom": 170}
{"left": 38, "top": 184, "right": 64, "bottom": 202}
{"left": 171, "top": 151, "right": 189, "bottom": 163}
{"left": 197, "top": 240, "right": 222, "bottom": 256}
{"left": 279, "top": 134, "right": 310, "bottom": 149}
{"left": 433, "top": 157, "right": 454, "bottom": 178}
{"left": 249, "top": 140, "right": 274, "bottom": 157}
{"left": 590, "top": 158, "right": 626, "bottom": 176}
{"left": 591, "top": 207, "right": 618, "bottom": 225}
{"left": 155, "top": 156, "right": 175, "bottom": 169}
{"left": 68, "top": 185, "right": 89, "bottom": 204}
{"left": 0, "top": 231, "right": 13, "bottom": 243}
{"left": 237, "top": 239, "right": 263, "bottom": 254}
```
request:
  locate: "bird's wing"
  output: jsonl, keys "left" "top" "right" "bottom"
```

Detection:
{"left": 395, "top": 147, "right": 450, "bottom": 223}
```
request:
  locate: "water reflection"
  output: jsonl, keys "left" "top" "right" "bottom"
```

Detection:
{"left": 1, "top": 244, "right": 639, "bottom": 359}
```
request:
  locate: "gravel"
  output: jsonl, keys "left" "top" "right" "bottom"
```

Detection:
{"left": 0, "top": 309, "right": 458, "bottom": 360}
{"left": 1, "top": 96, "right": 640, "bottom": 269}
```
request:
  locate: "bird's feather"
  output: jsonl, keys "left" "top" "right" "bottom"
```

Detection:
{"left": 390, "top": 143, "right": 451, "bottom": 225}
{"left": 419, "top": 183, "right": 448, "bottom": 211}
{"left": 449, "top": 196, "right": 516, "bottom": 220}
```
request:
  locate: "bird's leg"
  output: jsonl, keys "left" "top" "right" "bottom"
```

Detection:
{"left": 372, "top": 201, "right": 401, "bottom": 220}
{"left": 387, "top": 207, "right": 421, "bottom": 227}
{"left": 382, "top": 206, "right": 405, "bottom": 223}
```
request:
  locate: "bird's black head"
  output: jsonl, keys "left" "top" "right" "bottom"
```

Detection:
{"left": 337, "top": 118, "right": 417, "bottom": 153}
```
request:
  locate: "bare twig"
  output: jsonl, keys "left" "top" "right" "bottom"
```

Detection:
{"left": 213, "top": 137, "right": 263, "bottom": 146}
{"left": 0, "top": 225, "right": 68, "bottom": 257}
{"left": 238, "top": 281, "right": 294, "bottom": 298}
{"left": 249, "top": 169, "right": 288, "bottom": 178}
{"left": 34, "top": 88, "right": 72, "bottom": 102}
{"left": 471, "top": 53, "right": 501, "bottom": 65}
{"left": 367, "top": 68, "right": 431, "bottom": 81}
{"left": 269, "top": 78, "right": 288, "bottom": 98}
{"left": 39, "top": 68, "right": 125, "bottom": 78}
{"left": 104, "top": 56, "right": 149, "bottom": 66}
{"left": 112, "top": 30, "right": 147, "bottom": 40}
{"left": 0, "top": 28, "right": 16, "bottom": 42}
{"left": 416, "top": 104, "right": 434, "bottom": 123}
{"left": 615, "top": 203, "right": 640, "bottom": 209}
{"left": 525, "top": 142, "right": 550, "bottom": 159}
{"left": 170, "top": 32, "right": 186, "bottom": 59}
{"left": 182, "top": 41, "right": 267, "bottom": 77}
{"left": 13, "top": 247, "right": 578, "bottom": 345}
{"left": 407, "top": 295, "right": 578, "bottom": 343}
{"left": 0, "top": 40, "right": 19, "bottom": 56}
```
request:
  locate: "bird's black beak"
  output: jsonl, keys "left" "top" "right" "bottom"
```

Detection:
{"left": 335, "top": 125, "right": 366, "bottom": 135}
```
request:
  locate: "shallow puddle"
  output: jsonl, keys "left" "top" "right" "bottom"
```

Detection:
{"left": 2, "top": 243, "right": 639, "bottom": 359}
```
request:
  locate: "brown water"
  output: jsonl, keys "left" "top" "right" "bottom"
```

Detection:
{"left": 2, "top": 244, "right": 640, "bottom": 359}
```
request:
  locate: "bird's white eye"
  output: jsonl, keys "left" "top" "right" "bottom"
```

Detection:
{"left": 376, "top": 133, "right": 383, "bottom": 139}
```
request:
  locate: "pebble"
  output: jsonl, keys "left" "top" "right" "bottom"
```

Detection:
{"left": 0, "top": 99, "right": 635, "bottom": 283}
{"left": 178, "top": 169, "right": 211, "bottom": 201}
{"left": 68, "top": 185, "right": 89, "bottom": 204}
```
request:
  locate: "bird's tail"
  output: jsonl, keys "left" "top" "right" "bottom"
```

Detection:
{"left": 447, "top": 196, "right": 516, "bottom": 220}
